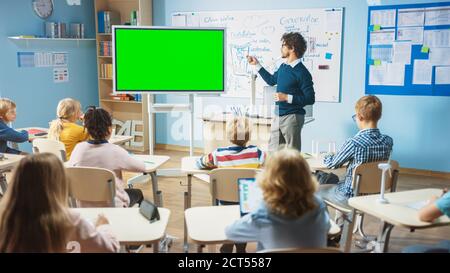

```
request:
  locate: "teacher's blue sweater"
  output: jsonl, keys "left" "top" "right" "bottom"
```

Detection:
{"left": 259, "top": 62, "right": 315, "bottom": 116}
{"left": 0, "top": 120, "right": 28, "bottom": 154}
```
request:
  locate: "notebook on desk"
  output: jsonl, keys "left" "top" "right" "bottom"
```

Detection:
{"left": 27, "top": 129, "right": 47, "bottom": 136}
{"left": 238, "top": 178, "right": 263, "bottom": 216}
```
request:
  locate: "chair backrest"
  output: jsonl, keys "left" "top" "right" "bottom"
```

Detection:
{"left": 209, "top": 168, "right": 260, "bottom": 205}
{"left": 258, "top": 247, "right": 342, "bottom": 253}
{"left": 66, "top": 167, "right": 116, "bottom": 207}
{"left": 32, "top": 138, "right": 67, "bottom": 162}
{"left": 351, "top": 160, "right": 400, "bottom": 195}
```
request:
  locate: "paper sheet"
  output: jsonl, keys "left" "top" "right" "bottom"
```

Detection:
{"left": 370, "top": 45, "right": 393, "bottom": 62}
{"left": 436, "top": 66, "right": 450, "bottom": 85}
{"left": 425, "top": 6, "right": 450, "bottom": 26}
{"left": 369, "top": 64, "right": 387, "bottom": 85}
{"left": 406, "top": 200, "right": 429, "bottom": 210}
{"left": 326, "top": 9, "right": 342, "bottom": 33}
{"left": 370, "top": 29, "right": 395, "bottom": 45}
{"left": 369, "top": 63, "right": 405, "bottom": 86}
{"left": 52, "top": 52, "right": 68, "bottom": 66}
{"left": 398, "top": 8, "right": 425, "bottom": 27}
{"left": 424, "top": 29, "right": 450, "bottom": 47}
{"left": 413, "top": 59, "right": 433, "bottom": 85}
{"left": 392, "top": 42, "right": 412, "bottom": 64}
{"left": 172, "top": 14, "right": 187, "bottom": 26}
{"left": 397, "top": 27, "right": 424, "bottom": 44}
{"left": 17, "top": 52, "right": 35, "bottom": 68}
{"left": 35, "top": 52, "right": 53, "bottom": 67}
{"left": 429, "top": 48, "right": 450, "bottom": 66}
{"left": 370, "top": 9, "right": 396, "bottom": 27}
{"left": 53, "top": 67, "right": 69, "bottom": 83}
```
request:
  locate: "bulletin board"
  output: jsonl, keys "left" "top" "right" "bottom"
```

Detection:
{"left": 365, "top": 2, "right": 450, "bottom": 97}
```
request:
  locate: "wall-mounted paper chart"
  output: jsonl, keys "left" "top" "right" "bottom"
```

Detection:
{"left": 365, "top": 2, "right": 450, "bottom": 97}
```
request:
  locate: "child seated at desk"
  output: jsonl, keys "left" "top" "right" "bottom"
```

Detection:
{"left": 225, "top": 148, "right": 330, "bottom": 251}
{"left": 67, "top": 106, "right": 145, "bottom": 208}
{"left": 197, "top": 116, "right": 265, "bottom": 253}
{"left": 0, "top": 98, "right": 29, "bottom": 154}
{"left": 0, "top": 153, "right": 119, "bottom": 253}
{"left": 196, "top": 116, "right": 265, "bottom": 169}
{"left": 48, "top": 98, "right": 89, "bottom": 160}
{"left": 403, "top": 189, "right": 450, "bottom": 253}
{"left": 317, "top": 95, "right": 393, "bottom": 209}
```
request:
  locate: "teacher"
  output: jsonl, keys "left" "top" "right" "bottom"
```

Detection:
{"left": 247, "top": 32, "right": 315, "bottom": 152}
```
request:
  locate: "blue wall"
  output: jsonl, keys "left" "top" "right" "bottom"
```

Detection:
{"left": 153, "top": 0, "right": 450, "bottom": 172}
{"left": 0, "top": 0, "right": 98, "bottom": 152}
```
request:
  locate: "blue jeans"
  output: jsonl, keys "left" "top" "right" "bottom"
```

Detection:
{"left": 402, "top": 240, "right": 450, "bottom": 253}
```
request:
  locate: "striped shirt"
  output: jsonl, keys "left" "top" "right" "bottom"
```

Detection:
{"left": 196, "top": 145, "right": 265, "bottom": 169}
{"left": 324, "top": 128, "right": 393, "bottom": 197}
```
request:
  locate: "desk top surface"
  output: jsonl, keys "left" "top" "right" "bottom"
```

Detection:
{"left": 349, "top": 188, "right": 450, "bottom": 229}
{"left": 185, "top": 205, "right": 240, "bottom": 244}
{"left": 181, "top": 156, "right": 209, "bottom": 174}
{"left": 0, "top": 153, "right": 25, "bottom": 171}
{"left": 72, "top": 207, "right": 170, "bottom": 244}
{"left": 131, "top": 154, "right": 170, "bottom": 172}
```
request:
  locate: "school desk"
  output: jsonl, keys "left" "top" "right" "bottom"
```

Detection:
{"left": 185, "top": 205, "right": 341, "bottom": 253}
{"left": 0, "top": 153, "right": 25, "bottom": 194}
{"left": 348, "top": 188, "right": 450, "bottom": 253}
{"left": 73, "top": 207, "right": 170, "bottom": 252}
{"left": 129, "top": 155, "right": 170, "bottom": 207}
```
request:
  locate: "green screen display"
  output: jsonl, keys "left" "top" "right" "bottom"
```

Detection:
{"left": 114, "top": 28, "right": 225, "bottom": 92}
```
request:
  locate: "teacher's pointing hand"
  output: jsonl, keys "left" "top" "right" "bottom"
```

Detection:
{"left": 247, "top": 55, "right": 259, "bottom": 65}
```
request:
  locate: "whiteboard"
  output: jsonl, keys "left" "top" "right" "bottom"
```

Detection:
{"left": 172, "top": 8, "right": 344, "bottom": 102}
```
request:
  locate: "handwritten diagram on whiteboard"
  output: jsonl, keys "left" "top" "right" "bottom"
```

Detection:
{"left": 172, "top": 8, "right": 344, "bottom": 102}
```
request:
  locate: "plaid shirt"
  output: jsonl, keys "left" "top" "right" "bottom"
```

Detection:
{"left": 324, "top": 128, "right": 393, "bottom": 197}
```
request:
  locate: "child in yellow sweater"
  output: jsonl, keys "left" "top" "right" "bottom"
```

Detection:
{"left": 48, "top": 98, "right": 88, "bottom": 160}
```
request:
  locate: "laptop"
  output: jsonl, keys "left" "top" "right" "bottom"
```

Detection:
{"left": 238, "top": 178, "right": 263, "bottom": 216}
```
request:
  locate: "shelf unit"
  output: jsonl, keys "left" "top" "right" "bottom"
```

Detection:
{"left": 8, "top": 36, "right": 96, "bottom": 47}
{"left": 94, "top": 0, "right": 152, "bottom": 152}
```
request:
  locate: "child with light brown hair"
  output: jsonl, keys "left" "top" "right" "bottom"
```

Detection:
{"left": 48, "top": 98, "right": 89, "bottom": 160}
{"left": 0, "top": 98, "right": 29, "bottom": 154}
{"left": 0, "top": 153, "right": 119, "bottom": 253}
{"left": 196, "top": 116, "right": 265, "bottom": 169}
{"left": 225, "top": 148, "right": 330, "bottom": 251}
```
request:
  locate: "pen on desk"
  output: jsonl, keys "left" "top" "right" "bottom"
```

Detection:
{"left": 144, "top": 161, "right": 155, "bottom": 164}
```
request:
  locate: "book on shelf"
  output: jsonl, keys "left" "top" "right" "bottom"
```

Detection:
{"left": 100, "top": 63, "right": 113, "bottom": 78}
{"left": 99, "top": 41, "right": 112, "bottom": 56}
{"left": 108, "top": 93, "right": 135, "bottom": 101}
{"left": 98, "top": 11, "right": 120, "bottom": 34}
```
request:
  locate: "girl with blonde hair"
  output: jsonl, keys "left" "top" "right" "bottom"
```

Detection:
{"left": 48, "top": 98, "right": 88, "bottom": 160}
{"left": 0, "top": 153, "right": 119, "bottom": 253}
{"left": 225, "top": 148, "right": 330, "bottom": 251}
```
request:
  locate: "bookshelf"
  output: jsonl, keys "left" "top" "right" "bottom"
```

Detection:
{"left": 94, "top": 0, "right": 152, "bottom": 152}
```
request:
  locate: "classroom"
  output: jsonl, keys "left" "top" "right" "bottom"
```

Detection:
{"left": 0, "top": 0, "right": 449, "bottom": 258}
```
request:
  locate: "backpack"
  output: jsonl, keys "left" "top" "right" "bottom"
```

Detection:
{"left": 314, "top": 170, "right": 340, "bottom": 185}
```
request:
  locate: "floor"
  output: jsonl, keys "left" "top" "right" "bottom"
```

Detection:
{"left": 124, "top": 149, "right": 450, "bottom": 253}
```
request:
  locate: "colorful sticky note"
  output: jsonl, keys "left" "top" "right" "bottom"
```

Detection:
{"left": 421, "top": 46, "right": 430, "bottom": 53}
{"left": 325, "top": 53, "right": 333, "bottom": 60}
{"left": 370, "top": 25, "right": 381, "bottom": 31}
{"left": 374, "top": 60, "right": 382, "bottom": 66}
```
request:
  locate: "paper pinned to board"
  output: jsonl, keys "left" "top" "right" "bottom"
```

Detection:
{"left": 397, "top": 27, "right": 424, "bottom": 44}
{"left": 392, "top": 41, "right": 412, "bottom": 65}
{"left": 397, "top": 8, "right": 425, "bottom": 27}
{"left": 436, "top": 66, "right": 450, "bottom": 85}
{"left": 370, "top": 9, "right": 396, "bottom": 27}
{"left": 370, "top": 29, "right": 395, "bottom": 45}
{"left": 429, "top": 48, "right": 450, "bottom": 66}
{"left": 413, "top": 59, "right": 433, "bottom": 85}
{"left": 172, "top": 14, "right": 187, "bottom": 26}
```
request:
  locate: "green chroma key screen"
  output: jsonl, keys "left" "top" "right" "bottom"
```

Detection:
{"left": 114, "top": 28, "right": 225, "bottom": 92}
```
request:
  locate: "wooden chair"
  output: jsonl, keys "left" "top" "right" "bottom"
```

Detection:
{"left": 323, "top": 160, "right": 400, "bottom": 252}
{"left": 32, "top": 138, "right": 67, "bottom": 162}
{"left": 258, "top": 247, "right": 342, "bottom": 253}
{"left": 66, "top": 166, "right": 116, "bottom": 207}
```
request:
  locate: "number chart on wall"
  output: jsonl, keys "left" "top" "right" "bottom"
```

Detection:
{"left": 365, "top": 2, "right": 450, "bottom": 97}
{"left": 172, "top": 8, "right": 344, "bottom": 102}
